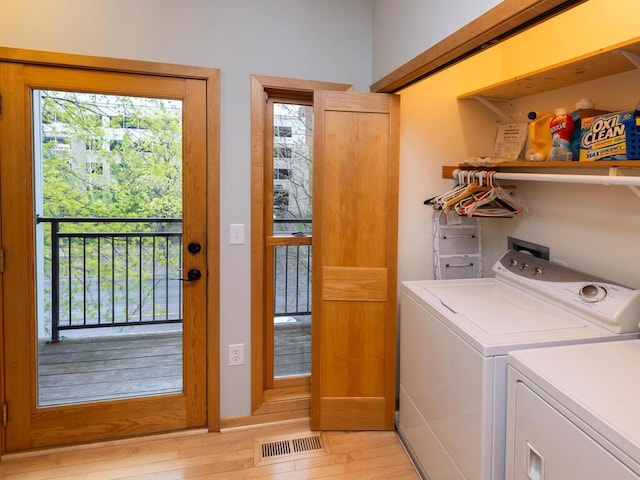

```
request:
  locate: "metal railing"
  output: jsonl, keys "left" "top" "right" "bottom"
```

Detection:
{"left": 38, "top": 217, "right": 313, "bottom": 342}
{"left": 273, "top": 244, "right": 312, "bottom": 317}
{"left": 273, "top": 219, "right": 312, "bottom": 318}
{"left": 37, "top": 217, "right": 183, "bottom": 343}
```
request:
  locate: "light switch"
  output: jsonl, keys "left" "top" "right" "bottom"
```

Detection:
{"left": 230, "top": 224, "right": 245, "bottom": 245}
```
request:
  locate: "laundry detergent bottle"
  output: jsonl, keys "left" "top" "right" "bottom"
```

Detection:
{"left": 524, "top": 111, "right": 554, "bottom": 161}
{"left": 570, "top": 98, "right": 594, "bottom": 159}
{"left": 548, "top": 107, "right": 575, "bottom": 161}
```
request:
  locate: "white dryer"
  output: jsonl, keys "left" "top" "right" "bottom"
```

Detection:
{"left": 398, "top": 250, "right": 640, "bottom": 480}
{"left": 506, "top": 340, "right": 640, "bottom": 479}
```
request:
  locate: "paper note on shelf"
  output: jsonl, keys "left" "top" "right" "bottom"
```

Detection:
{"left": 492, "top": 123, "right": 527, "bottom": 160}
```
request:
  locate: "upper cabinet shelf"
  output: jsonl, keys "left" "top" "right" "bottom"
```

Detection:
{"left": 458, "top": 38, "right": 640, "bottom": 101}
{"left": 446, "top": 37, "right": 640, "bottom": 178}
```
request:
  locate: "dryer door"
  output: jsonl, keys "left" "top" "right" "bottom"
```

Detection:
{"left": 508, "top": 381, "right": 638, "bottom": 479}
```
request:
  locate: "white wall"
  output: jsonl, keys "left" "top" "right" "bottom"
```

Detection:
{"left": 397, "top": 66, "right": 499, "bottom": 284}
{"left": 0, "top": 0, "right": 373, "bottom": 418}
{"left": 397, "top": 0, "right": 640, "bottom": 290}
{"left": 371, "top": 0, "right": 501, "bottom": 82}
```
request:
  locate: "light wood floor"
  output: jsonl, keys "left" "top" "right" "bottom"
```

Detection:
{"left": 0, "top": 420, "right": 419, "bottom": 479}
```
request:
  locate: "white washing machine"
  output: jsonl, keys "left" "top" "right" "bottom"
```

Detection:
{"left": 398, "top": 250, "right": 640, "bottom": 480}
{"left": 506, "top": 340, "right": 640, "bottom": 479}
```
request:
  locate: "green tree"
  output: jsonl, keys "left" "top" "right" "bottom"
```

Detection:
{"left": 41, "top": 92, "right": 182, "bottom": 222}
{"left": 38, "top": 91, "right": 184, "bottom": 338}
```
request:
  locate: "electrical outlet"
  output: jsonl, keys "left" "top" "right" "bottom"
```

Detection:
{"left": 228, "top": 343, "right": 244, "bottom": 366}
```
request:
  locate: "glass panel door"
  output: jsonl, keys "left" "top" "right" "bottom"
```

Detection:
{"left": 1, "top": 64, "right": 208, "bottom": 451}
{"left": 33, "top": 90, "right": 184, "bottom": 406}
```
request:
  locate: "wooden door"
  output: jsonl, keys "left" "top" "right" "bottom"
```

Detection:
{"left": 311, "top": 91, "right": 399, "bottom": 430}
{"left": 0, "top": 63, "right": 208, "bottom": 450}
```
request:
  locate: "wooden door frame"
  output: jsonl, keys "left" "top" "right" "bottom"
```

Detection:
{"left": 0, "top": 47, "right": 220, "bottom": 455}
{"left": 370, "top": 0, "right": 587, "bottom": 93}
{"left": 248, "top": 75, "right": 352, "bottom": 425}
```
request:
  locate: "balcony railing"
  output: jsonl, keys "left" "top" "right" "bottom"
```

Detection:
{"left": 38, "top": 217, "right": 313, "bottom": 344}
{"left": 37, "top": 217, "right": 183, "bottom": 343}
{"left": 273, "top": 244, "right": 311, "bottom": 317}
{"left": 271, "top": 218, "right": 312, "bottom": 377}
{"left": 272, "top": 219, "right": 312, "bottom": 318}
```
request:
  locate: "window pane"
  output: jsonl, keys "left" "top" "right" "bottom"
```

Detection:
{"left": 275, "top": 126, "right": 292, "bottom": 137}
{"left": 34, "top": 90, "right": 184, "bottom": 406}
{"left": 271, "top": 102, "right": 313, "bottom": 378}
{"left": 273, "top": 245, "right": 311, "bottom": 378}
{"left": 272, "top": 103, "right": 313, "bottom": 235}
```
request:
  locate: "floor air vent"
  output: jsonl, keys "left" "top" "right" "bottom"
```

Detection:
{"left": 254, "top": 432, "right": 329, "bottom": 466}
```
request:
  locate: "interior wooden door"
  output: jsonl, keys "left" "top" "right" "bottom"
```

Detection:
{"left": 0, "top": 62, "right": 208, "bottom": 451}
{"left": 310, "top": 91, "right": 399, "bottom": 430}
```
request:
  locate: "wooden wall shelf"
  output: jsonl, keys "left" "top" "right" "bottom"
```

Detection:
{"left": 446, "top": 35, "right": 640, "bottom": 181}
{"left": 442, "top": 161, "right": 640, "bottom": 179}
{"left": 458, "top": 38, "right": 640, "bottom": 101}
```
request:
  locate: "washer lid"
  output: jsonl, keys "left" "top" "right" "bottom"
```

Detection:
{"left": 427, "top": 282, "right": 582, "bottom": 334}
{"left": 402, "top": 279, "right": 630, "bottom": 356}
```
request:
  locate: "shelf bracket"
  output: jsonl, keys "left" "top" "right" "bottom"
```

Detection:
{"left": 609, "top": 167, "right": 640, "bottom": 197}
{"left": 471, "top": 95, "right": 511, "bottom": 122}
{"left": 614, "top": 49, "right": 640, "bottom": 70}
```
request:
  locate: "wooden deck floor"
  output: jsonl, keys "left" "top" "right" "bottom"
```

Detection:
{"left": 38, "top": 321, "right": 311, "bottom": 406}
{"left": 274, "top": 317, "right": 311, "bottom": 377}
{"left": 38, "top": 331, "right": 183, "bottom": 406}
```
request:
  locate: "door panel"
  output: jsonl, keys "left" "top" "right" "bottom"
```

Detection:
{"left": 311, "top": 91, "right": 399, "bottom": 430}
{"left": 0, "top": 64, "right": 207, "bottom": 450}
{"left": 321, "top": 302, "right": 387, "bottom": 395}
{"left": 322, "top": 267, "right": 388, "bottom": 301}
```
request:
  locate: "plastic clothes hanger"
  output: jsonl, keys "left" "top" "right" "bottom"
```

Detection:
{"left": 442, "top": 171, "right": 490, "bottom": 211}
{"left": 454, "top": 171, "right": 501, "bottom": 215}
{"left": 429, "top": 170, "right": 472, "bottom": 209}
{"left": 456, "top": 171, "right": 524, "bottom": 217}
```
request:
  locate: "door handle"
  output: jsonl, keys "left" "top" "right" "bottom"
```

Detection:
{"left": 180, "top": 269, "right": 202, "bottom": 282}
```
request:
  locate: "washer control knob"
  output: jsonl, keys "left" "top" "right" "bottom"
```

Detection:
{"left": 519, "top": 263, "right": 529, "bottom": 271}
{"left": 509, "top": 258, "right": 518, "bottom": 267}
{"left": 532, "top": 267, "right": 544, "bottom": 276}
{"left": 579, "top": 284, "right": 607, "bottom": 303}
